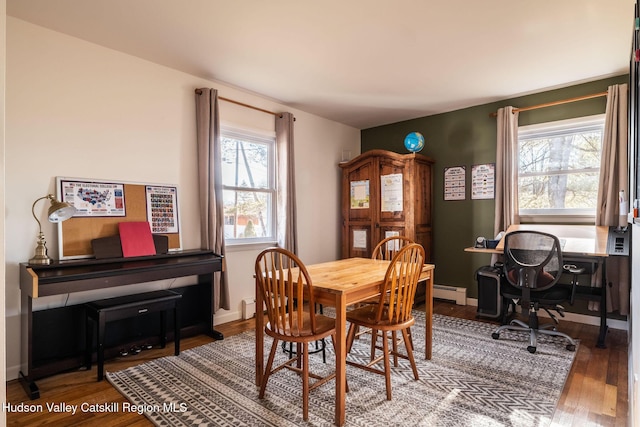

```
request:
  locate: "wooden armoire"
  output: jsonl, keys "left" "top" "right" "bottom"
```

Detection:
{"left": 339, "top": 149, "right": 434, "bottom": 263}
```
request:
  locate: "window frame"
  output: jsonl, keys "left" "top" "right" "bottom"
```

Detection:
{"left": 517, "top": 114, "right": 605, "bottom": 224}
{"left": 220, "top": 125, "right": 277, "bottom": 246}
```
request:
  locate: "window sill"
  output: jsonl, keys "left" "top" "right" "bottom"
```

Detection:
{"left": 519, "top": 214, "right": 595, "bottom": 225}
{"left": 224, "top": 241, "right": 278, "bottom": 253}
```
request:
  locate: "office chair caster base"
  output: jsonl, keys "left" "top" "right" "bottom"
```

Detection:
{"left": 566, "top": 344, "right": 576, "bottom": 351}
{"left": 491, "top": 332, "right": 500, "bottom": 340}
{"left": 527, "top": 346, "right": 536, "bottom": 354}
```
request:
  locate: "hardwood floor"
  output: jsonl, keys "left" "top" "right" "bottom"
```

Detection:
{"left": 5, "top": 301, "right": 629, "bottom": 426}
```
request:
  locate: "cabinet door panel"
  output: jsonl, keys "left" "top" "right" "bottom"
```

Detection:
{"left": 378, "top": 158, "right": 406, "bottom": 224}
{"left": 346, "top": 162, "right": 375, "bottom": 221}
{"left": 346, "top": 225, "right": 372, "bottom": 258}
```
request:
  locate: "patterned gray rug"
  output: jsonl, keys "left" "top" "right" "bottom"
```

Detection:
{"left": 107, "top": 312, "right": 577, "bottom": 426}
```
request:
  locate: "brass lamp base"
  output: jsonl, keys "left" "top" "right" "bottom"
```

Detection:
{"left": 29, "top": 233, "right": 52, "bottom": 265}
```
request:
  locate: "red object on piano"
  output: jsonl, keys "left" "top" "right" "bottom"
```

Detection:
{"left": 118, "top": 221, "right": 157, "bottom": 257}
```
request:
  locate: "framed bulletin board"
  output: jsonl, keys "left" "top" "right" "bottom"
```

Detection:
{"left": 56, "top": 177, "right": 182, "bottom": 259}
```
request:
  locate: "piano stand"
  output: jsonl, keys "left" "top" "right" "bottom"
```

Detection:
{"left": 210, "top": 330, "right": 224, "bottom": 340}
{"left": 19, "top": 371, "right": 39, "bottom": 400}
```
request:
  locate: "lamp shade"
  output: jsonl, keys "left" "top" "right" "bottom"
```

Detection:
{"left": 29, "top": 194, "right": 77, "bottom": 265}
{"left": 47, "top": 200, "right": 77, "bottom": 222}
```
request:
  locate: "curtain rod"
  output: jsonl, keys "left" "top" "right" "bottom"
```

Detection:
{"left": 195, "top": 89, "right": 279, "bottom": 116}
{"left": 489, "top": 91, "right": 608, "bottom": 117}
{"left": 219, "top": 96, "right": 279, "bottom": 116}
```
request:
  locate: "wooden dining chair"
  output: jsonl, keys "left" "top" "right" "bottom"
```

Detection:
{"left": 358, "top": 235, "right": 415, "bottom": 360}
{"left": 254, "top": 247, "right": 337, "bottom": 421}
{"left": 345, "top": 243, "right": 425, "bottom": 400}
{"left": 371, "top": 235, "right": 414, "bottom": 261}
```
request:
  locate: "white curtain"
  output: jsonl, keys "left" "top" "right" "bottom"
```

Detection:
{"left": 195, "top": 88, "right": 230, "bottom": 312}
{"left": 596, "top": 83, "right": 629, "bottom": 315}
{"left": 494, "top": 106, "right": 520, "bottom": 236}
{"left": 275, "top": 112, "right": 298, "bottom": 253}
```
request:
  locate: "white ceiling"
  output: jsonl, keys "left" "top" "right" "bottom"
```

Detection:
{"left": 7, "top": 0, "right": 636, "bottom": 129}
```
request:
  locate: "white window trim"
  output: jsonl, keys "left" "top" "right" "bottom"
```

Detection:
{"left": 517, "top": 114, "right": 605, "bottom": 223}
{"left": 221, "top": 125, "right": 277, "bottom": 246}
{"left": 518, "top": 114, "right": 605, "bottom": 137}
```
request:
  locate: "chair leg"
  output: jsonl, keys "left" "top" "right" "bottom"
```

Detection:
{"left": 538, "top": 328, "right": 577, "bottom": 350}
{"left": 381, "top": 331, "right": 392, "bottom": 400}
{"left": 370, "top": 328, "right": 378, "bottom": 361}
{"left": 319, "top": 339, "right": 326, "bottom": 363}
{"left": 346, "top": 323, "right": 357, "bottom": 353}
{"left": 407, "top": 327, "right": 414, "bottom": 351}
{"left": 302, "top": 342, "right": 309, "bottom": 421}
{"left": 529, "top": 328, "right": 538, "bottom": 352}
{"left": 402, "top": 328, "right": 419, "bottom": 380}
{"left": 259, "top": 338, "right": 280, "bottom": 398}
{"left": 392, "top": 331, "right": 399, "bottom": 367}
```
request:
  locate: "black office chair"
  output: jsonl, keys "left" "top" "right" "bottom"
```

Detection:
{"left": 491, "top": 230, "right": 577, "bottom": 354}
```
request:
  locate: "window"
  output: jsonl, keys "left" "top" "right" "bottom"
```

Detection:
{"left": 517, "top": 114, "right": 604, "bottom": 219}
{"left": 221, "top": 127, "right": 276, "bottom": 244}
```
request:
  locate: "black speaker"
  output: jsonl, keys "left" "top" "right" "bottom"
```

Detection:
{"left": 475, "top": 265, "right": 504, "bottom": 319}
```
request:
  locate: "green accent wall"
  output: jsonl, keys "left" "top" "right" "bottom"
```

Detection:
{"left": 361, "top": 75, "right": 628, "bottom": 298}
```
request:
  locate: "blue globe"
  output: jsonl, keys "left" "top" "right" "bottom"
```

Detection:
{"left": 404, "top": 132, "right": 425, "bottom": 152}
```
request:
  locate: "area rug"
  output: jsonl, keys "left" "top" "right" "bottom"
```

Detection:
{"left": 107, "top": 312, "right": 577, "bottom": 426}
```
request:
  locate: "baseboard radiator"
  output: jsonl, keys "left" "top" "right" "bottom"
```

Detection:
{"left": 433, "top": 284, "right": 467, "bottom": 305}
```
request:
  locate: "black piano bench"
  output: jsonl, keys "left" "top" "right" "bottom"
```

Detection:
{"left": 84, "top": 289, "right": 182, "bottom": 381}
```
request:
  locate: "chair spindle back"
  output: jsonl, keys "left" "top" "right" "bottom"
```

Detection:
{"left": 376, "top": 243, "right": 425, "bottom": 324}
{"left": 371, "top": 236, "right": 414, "bottom": 261}
{"left": 255, "top": 247, "right": 317, "bottom": 337}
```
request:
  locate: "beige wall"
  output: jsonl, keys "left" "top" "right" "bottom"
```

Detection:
{"left": 4, "top": 17, "right": 360, "bottom": 380}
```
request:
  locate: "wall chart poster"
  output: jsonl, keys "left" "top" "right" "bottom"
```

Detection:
{"left": 146, "top": 185, "right": 179, "bottom": 233}
{"left": 471, "top": 163, "right": 495, "bottom": 200}
{"left": 444, "top": 166, "right": 466, "bottom": 201}
{"left": 60, "top": 179, "right": 125, "bottom": 216}
{"left": 380, "top": 173, "right": 403, "bottom": 212}
{"left": 353, "top": 229, "right": 368, "bottom": 249}
{"left": 350, "top": 180, "right": 370, "bottom": 209}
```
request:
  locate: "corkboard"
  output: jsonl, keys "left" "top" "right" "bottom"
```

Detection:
{"left": 56, "top": 178, "right": 182, "bottom": 259}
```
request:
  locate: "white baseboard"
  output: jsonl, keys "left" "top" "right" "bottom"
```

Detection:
{"left": 7, "top": 365, "right": 20, "bottom": 382}
{"left": 466, "top": 297, "right": 628, "bottom": 331}
{"left": 214, "top": 295, "right": 628, "bottom": 333}
{"left": 213, "top": 309, "right": 242, "bottom": 326}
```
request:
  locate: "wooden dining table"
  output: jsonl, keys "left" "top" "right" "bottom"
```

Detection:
{"left": 254, "top": 257, "right": 435, "bottom": 426}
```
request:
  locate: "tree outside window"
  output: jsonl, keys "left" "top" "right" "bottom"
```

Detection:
{"left": 221, "top": 128, "right": 276, "bottom": 244}
{"left": 518, "top": 115, "right": 604, "bottom": 218}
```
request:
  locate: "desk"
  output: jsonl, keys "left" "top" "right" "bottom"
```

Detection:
{"left": 466, "top": 224, "right": 609, "bottom": 347}
{"left": 497, "top": 224, "right": 609, "bottom": 257}
{"left": 254, "top": 257, "right": 435, "bottom": 427}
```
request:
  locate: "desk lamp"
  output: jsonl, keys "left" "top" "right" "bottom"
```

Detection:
{"left": 29, "top": 194, "right": 77, "bottom": 265}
